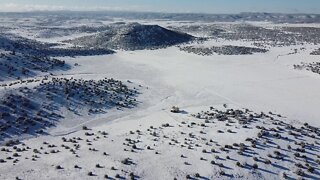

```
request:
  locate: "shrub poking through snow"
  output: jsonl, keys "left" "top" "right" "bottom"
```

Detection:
{"left": 170, "top": 106, "right": 180, "bottom": 113}
{"left": 252, "top": 163, "right": 258, "bottom": 169}
{"left": 55, "top": 165, "right": 63, "bottom": 170}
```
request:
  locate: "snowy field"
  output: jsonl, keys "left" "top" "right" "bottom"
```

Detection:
{"left": 0, "top": 13, "right": 320, "bottom": 180}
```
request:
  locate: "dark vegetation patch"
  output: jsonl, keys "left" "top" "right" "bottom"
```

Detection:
{"left": 67, "top": 23, "right": 194, "bottom": 51}
{"left": 0, "top": 77, "right": 139, "bottom": 142}
{"left": 180, "top": 45, "right": 268, "bottom": 56}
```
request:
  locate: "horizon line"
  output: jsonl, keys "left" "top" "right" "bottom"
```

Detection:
{"left": 0, "top": 10, "right": 319, "bottom": 15}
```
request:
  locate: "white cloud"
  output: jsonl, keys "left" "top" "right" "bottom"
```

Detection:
{"left": 0, "top": 3, "right": 66, "bottom": 12}
{"left": 0, "top": 3, "right": 149, "bottom": 12}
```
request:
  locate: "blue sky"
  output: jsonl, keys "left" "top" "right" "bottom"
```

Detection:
{"left": 0, "top": 0, "right": 319, "bottom": 13}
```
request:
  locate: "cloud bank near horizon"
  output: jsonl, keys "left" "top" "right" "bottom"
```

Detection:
{"left": 0, "top": 0, "right": 319, "bottom": 14}
{"left": 0, "top": 3, "right": 147, "bottom": 12}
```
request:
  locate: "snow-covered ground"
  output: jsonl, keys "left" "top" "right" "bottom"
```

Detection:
{"left": 60, "top": 42, "right": 320, "bottom": 126}
{"left": 0, "top": 15, "right": 320, "bottom": 179}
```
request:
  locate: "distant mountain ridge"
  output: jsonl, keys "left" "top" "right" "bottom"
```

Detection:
{"left": 1, "top": 11, "right": 320, "bottom": 23}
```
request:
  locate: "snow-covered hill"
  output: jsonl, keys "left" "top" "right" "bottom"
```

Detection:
{"left": 0, "top": 105, "right": 319, "bottom": 180}
{"left": 68, "top": 23, "right": 194, "bottom": 50}
{"left": 0, "top": 77, "right": 140, "bottom": 142}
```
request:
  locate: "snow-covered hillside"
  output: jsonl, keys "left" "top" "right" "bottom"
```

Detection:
{"left": 0, "top": 12, "right": 320, "bottom": 180}
{"left": 67, "top": 23, "right": 194, "bottom": 50}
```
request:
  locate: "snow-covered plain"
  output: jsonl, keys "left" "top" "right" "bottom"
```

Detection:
{"left": 0, "top": 13, "right": 320, "bottom": 180}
